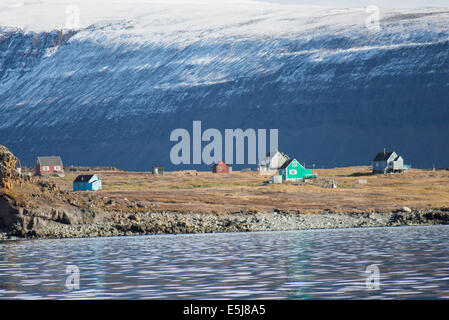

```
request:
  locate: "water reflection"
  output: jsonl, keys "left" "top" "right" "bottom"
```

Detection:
{"left": 1, "top": 225, "right": 449, "bottom": 299}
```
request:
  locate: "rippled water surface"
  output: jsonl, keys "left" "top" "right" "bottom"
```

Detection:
{"left": 1, "top": 225, "right": 449, "bottom": 299}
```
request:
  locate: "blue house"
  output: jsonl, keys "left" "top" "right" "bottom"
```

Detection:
{"left": 73, "top": 174, "right": 102, "bottom": 191}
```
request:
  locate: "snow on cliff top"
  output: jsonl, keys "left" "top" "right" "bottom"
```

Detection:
{"left": 1, "top": 0, "right": 448, "bottom": 37}
{"left": 0, "top": 0, "right": 297, "bottom": 32}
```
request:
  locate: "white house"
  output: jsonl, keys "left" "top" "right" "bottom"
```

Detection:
{"left": 372, "top": 151, "right": 409, "bottom": 173}
{"left": 258, "top": 151, "right": 290, "bottom": 173}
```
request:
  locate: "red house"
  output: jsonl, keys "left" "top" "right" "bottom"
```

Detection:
{"left": 35, "top": 156, "right": 64, "bottom": 176}
{"left": 212, "top": 161, "right": 231, "bottom": 174}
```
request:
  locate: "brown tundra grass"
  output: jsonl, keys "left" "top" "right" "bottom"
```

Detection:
{"left": 48, "top": 166, "right": 449, "bottom": 215}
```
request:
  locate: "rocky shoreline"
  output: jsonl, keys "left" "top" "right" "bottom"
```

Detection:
{"left": 2, "top": 208, "right": 449, "bottom": 241}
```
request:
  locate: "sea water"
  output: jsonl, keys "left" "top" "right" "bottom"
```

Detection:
{"left": 1, "top": 225, "right": 449, "bottom": 299}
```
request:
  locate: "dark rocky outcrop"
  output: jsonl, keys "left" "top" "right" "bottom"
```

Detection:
{"left": 2, "top": 197, "right": 449, "bottom": 240}
{"left": 389, "top": 210, "right": 449, "bottom": 226}
{"left": 0, "top": 145, "right": 21, "bottom": 189}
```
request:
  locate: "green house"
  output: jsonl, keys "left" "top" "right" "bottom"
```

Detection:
{"left": 279, "top": 159, "right": 317, "bottom": 182}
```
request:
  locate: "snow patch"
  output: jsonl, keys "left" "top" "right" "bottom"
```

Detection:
{"left": 44, "top": 46, "right": 59, "bottom": 58}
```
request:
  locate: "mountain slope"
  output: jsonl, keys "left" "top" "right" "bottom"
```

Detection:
{"left": 1, "top": 1, "right": 448, "bottom": 170}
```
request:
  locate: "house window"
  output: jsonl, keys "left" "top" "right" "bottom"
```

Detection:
{"left": 43, "top": 166, "right": 49, "bottom": 171}
{"left": 217, "top": 166, "right": 222, "bottom": 172}
{"left": 289, "top": 169, "right": 297, "bottom": 175}
{"left": 292, "top": 161, "right": 297, "bottom": 167}
{"left": 54, "top": 166, "right": 61, "bottom": 171}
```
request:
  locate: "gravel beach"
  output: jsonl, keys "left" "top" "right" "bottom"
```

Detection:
{"left": 2, "top": 208, "right": 449, "bottom": 240}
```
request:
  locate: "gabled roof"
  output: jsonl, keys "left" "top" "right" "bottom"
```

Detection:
{"left": 259, "top": 151, "right": 290, "bottom": 165}
{"left": 280, "top": 158, "right": 305, "bottom": 169}
{"left": 37, "top": 156, "right": 63, "bottom": 166}
{"left": 73, "top": 174, "right": 98, "bottom": 183}
{"left": 373, "top": 152, "right": 394, "bottom": 162}
{"left": 265, "top": 151, "right": 290, "bottom": 159}
{"left": 280, "top": 159, "right": 293, "bottom": 169}
{"left": 281, "top": 159, "right": 302, "bottom": 168}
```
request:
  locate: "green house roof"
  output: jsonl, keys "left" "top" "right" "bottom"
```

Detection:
{"left": 280, "top": 158, "right": 304, "bottom": 169}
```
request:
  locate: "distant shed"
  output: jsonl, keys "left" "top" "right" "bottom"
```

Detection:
{"left": 15, "top": 158, "right": 22, "bottom": 174}
{"left": 152, "top": 166, "right": 164, "bottom": 175}
{"left": 212, "top": 161, "right": 231, "bottom": 174}
{"left": 272, "top": 175, "right": 283, "bottom": 184}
